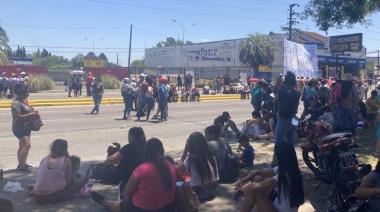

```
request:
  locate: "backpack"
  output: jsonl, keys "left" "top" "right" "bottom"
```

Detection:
{"left": 175, "top": 182, "right": 200, "bottom": 212}
{"left": 219, "top": 147, "right": 240, "bottom": 183}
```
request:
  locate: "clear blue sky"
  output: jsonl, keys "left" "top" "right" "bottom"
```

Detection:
{"left": 2, "top": 0, "right": 380, "bottom": 65}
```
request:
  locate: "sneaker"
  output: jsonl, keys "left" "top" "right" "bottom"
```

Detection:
{"left": 16, "top": 165, "right": 32, "bottom": 173}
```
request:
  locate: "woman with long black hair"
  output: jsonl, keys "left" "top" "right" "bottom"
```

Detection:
{"left": 356, "top": 160, "right": 380, "bottom": 211}
{"left": 236, "top": 143, "right": 305, "bottom": 212}
{"left": 180, "top": 132, "right": 219, "bottom": 201}
{"left": 91, "top": 138, "right": 177, "bottom": 212}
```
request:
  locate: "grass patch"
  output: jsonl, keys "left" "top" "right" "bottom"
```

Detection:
{"left": 101, "top": 75, "right": 121, "bottom": 89}
{"left": 28, "top": 74, "right": 54, "bottom": 93}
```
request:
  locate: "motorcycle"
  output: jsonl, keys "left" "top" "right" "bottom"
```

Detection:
{"left": 299, "top": 114, "right": 371, "bottom": 211}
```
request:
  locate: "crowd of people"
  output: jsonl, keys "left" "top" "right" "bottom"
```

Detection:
{"left": 0, "top": 71, "right": 28, "bottom": 99}
{"left": 4, "top": 70, "right": 380, "bottom": 212}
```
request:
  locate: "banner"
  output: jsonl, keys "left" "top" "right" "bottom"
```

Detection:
{"left": 283, "top": 39, "right": 318, "bottom": 78}
{"left": 84, "top": 59, "right": 105, "bottom": 68}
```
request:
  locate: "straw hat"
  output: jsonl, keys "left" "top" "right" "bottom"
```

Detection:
{"left": 343, "top": 73, "right": 354, "bottom": 81}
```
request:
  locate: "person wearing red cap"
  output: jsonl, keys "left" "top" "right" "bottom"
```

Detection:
{"left": 157, "top": 77, "right": 169, "bottom": 121}
{"left": 86, "top": 72, "right": 94, "bottom": 96}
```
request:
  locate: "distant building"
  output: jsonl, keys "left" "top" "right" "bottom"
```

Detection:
{"left": 144, "top": 31, "right": 366, "bottom": 80}
{"left": 9, "top": 57, "right": 33, "bottom": 65}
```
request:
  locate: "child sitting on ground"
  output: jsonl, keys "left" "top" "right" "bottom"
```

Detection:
{"left": 69, "top": 155, "right": 91, "bottom": 196}
{"left": 238, "top": 135, "right": 254, "bottom": 168}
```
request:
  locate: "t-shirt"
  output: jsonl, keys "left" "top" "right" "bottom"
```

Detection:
{"left": 366, "top": 98, "right": 379, "bottom": 114}
{"left": 214, "top": 115, "right": 228, "bottom": 127}
{"left": 367, "top": 172, "right": 380, "bottom": 212}
{"left": 241, "top": 145, "right": 254, "bottom": 168}
{"left": 272, "top": 167, "right": 299, "bottom": 212}
{"left": 132, "top": 161, "right": 176, "bottom": 210}
{"left": 184, "top": 156, "right": 219, "bottom": 187}
{"left": 207, "top": 140, "right": 230, "bottom": 170}
{"left": 11, "top": 99, "right": 33, "bottom": 132}
{"left": 277, "top": 87, "right": 300, "bottom": 119}
{"left": 118, "top": 143, "right": 144, "bottom": 181}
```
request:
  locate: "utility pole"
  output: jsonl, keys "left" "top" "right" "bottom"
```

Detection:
{"left": 116, "top": 53, "right": 119, "bottom": 67}
{"left": 283, "top": 4, "right": 299, "bottom": 41}
{"left": 127, "top": 24, "right": 133, "bottom": 78}
{"left": 377, "top": 50, "right": 380, "bottom": 74}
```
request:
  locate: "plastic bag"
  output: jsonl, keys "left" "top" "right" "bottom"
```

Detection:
{"left": 3, "top": 181, "right": 24, "bottom": 192}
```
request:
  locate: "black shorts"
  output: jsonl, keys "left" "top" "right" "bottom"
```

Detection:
{"left": 13, "top": 129, "right": 31, "bottom": 139}
{"left": 120, "top": 199, "right": 175, "bottom": 212}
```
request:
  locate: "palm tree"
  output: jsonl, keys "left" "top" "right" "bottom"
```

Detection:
{"left": 239, "top": 33, "right": 274, "bottom": 76}
{"left": 0, "top": 26, "right": 10, "bottom": 65}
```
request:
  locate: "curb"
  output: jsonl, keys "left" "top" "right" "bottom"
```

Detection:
{"left": 0, "top": 95, "right": 243, "bottom": 108}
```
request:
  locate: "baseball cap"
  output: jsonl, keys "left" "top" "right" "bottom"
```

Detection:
{"left": 222, "top": 111, "right": 231, "bottom": 118}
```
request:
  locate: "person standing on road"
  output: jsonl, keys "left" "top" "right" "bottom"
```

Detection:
{"left": 90, "top": 76, "right": 104, "bottom": 114}
{"left": 176, "top": 74, "right": 182, "bottom": 90}
{"left": 275, "top": 72, "right": 300, "bottom": 146}
{"left": 86, "top": 72, "right": 94, "bottom": 97}
{"left": 157, "top": 77, "right": 169, "bottom": 121}
{"left": 121, "top": 78, "right": 134, "bottom": 120}
{"left": 11, "top": 83, "right": 39, "bottom": 173}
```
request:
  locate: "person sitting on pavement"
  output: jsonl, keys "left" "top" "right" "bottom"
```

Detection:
{"left": 242, "top": 111, "right": 266, "bottom": 139}
{"left": 31, "top": 139, "right": 79, "bottom": 204}
{"left": 237, "top": 135, "right": 254, "bottom": 168}
{"left": 190, "top": 87, "right": 200, "bottom": 101}
{"left": 214, "top": 111, "right": 241, "bottom": 138}
{"left": 100, "top": 127, "right": 146, "bottom": 199}
{"left": 236, "top": 143, "right": 305, "bottom": 212}
{"left": 355, "top": 159, "right": 380, "bottom": 212}
{"left": 91, "top": 138, "right": 177, "bottom": 212}
{"left": 205, "top": 125, "right": 231, "bottom": 173}
{"left": 180, "top": 132, "right": 219, "bottom": 202}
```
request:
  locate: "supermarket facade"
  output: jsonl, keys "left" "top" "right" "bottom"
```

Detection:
{"left": 144, "top": 31, "right": 366, "bottom": 80}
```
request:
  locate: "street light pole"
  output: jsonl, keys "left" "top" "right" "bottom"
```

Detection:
{"left": 171, "top": 19, "right": 197, "bottom": 44}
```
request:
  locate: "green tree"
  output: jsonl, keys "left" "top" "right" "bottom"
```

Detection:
{"left": 239, "top": 33, "right": 274, "bottom": 74}
{"left": 304, "top": 0, "right": 376, "bottom": 32}
{"left": 98, "top": 52, "right": 108, "bottom": 62}
{"left": 71, "top": 53, "right": 85, "bottom": 68}
{"left": 41, "top": 48, "right": 49, "bottom": 57}
{"left": 155, "top": 37, "right": 187, "bottom": 47}
{"left": 131, "top": 59, "right": 145, "bottom": 68}
{"left": 0, "top": 26, "right": 9, "bottom": 65}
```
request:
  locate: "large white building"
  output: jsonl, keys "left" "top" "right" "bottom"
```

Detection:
{"left": 144, "top": 31, "right": 366, "bottom": 80}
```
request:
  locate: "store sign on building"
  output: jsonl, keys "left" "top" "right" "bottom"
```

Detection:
{"left": 329, "top": 33, "right": 363, "bottom": 53}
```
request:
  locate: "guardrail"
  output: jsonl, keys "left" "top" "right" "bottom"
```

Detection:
{"left": 0, "top": 95, "right": 242, "bottom": 108}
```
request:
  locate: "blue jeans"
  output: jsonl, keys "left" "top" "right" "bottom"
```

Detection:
{"left": 275, "top": 117, "right": 297, "bottom": 146}
{"left": 340, "top": 108, "right": 356, "bottom": 136}
{"left": 158, "top": 99, "right": 167, "bottom": 120}
{"left": 92, "top": 94, "right": 102, "bottom": 113}
{"left": 123, "top": 96, "right": 134, "bottom": 118}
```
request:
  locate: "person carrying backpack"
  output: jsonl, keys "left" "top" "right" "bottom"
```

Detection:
{"left": 121, "top": 78, "right": 135, "bottom": 120}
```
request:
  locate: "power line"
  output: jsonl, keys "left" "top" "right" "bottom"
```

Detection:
{"left": 87, "top": 0, "right": 285, "bottom": 23}
{"left": 170, "top": 0, "right": 284, "bottom": 13}
{"left": 3, "top": 23, "right": 130, "bottom": 30}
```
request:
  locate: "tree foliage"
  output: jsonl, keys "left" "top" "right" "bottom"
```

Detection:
{"left": 155, "top": 37, "right": 192, "bottom": 47}
{"left": 131, "top": 59, "right": 145, "bottom": 68}
{"left": 71, "top": 53, "right": 85, "bottom": 68}
{"left": 239, "top": 33, "right": 274, "bottom": 71}
{"left": 0, "top": 26, "right": 10, "bottom": 65}
{"left": 304, "top": 0, "right": 380, "bottom": 32}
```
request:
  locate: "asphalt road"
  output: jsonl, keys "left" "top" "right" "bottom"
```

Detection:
{"left": 0, "top": 100, "right": 252, "bottom": 170}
